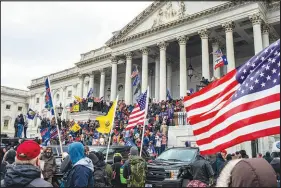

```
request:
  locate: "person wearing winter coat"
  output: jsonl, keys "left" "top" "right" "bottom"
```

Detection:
{"left": 65, "top": 142, "right": 94, "bottom": 188}
{"left": 1, "top": 147, "right": 16, "bottom": 180}
{"left": 216, "top": 158, "right": 277, "bottom": 187}
{"left": 111, "top": 153, "right": 126, "bottom": 188}
{"left": 0, "top": 140, "right": 53, "bottom": 187}
{"left": 188, "top": 155, "right": 215, "bottom": 186}
{"left": 93, "top": 151, "right": 112, "bottom": 187}
{"left": 263, "top": 151, "right": 273, "bottom": 163}
{"left": 214, "top": 153, "right": 226, "bottom": 178}
{"left": 40, "top": 147, "right": 56, "bottom": 184}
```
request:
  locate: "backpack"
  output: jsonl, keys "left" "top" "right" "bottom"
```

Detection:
{"left": 128, "top": 156, "right": 147, "bottom": 187}
{"left": 93, "top": 166, "right": 110, "bottom": 187}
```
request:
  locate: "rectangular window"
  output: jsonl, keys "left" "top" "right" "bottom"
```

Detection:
{"left": 68, "top": 91, "right": 72, "bottom": 98}
{"left": 36, "top": 98, "right": 40, "bottom": 104}
{"left": 18, "top": 106, "right": 23, "bottom": 111}
{"left": 6, "top": 105, "right": 11, "bottom": 110}
{"left": 4, "top": 120, "right": 9, "bottom": 129}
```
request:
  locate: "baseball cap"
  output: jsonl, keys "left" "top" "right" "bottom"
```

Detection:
{"left": 16, "top": 140, "right": 41, "bottom": 161}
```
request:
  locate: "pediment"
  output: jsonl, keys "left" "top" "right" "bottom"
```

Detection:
{"left": 107, "top": 1, "right": 229, "bottom": 45}
{"left": 106, "top": 1, "right": 230, "bottom": 44}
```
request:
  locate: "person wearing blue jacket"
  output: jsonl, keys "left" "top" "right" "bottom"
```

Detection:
{"left": 65, "top": 142, "right": 94, "bottom": 187}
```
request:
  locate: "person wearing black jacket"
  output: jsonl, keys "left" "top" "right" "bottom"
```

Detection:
{"left": 189, "top": 155, "right": 215, "bottom": 186}
{"left": 111, "top": 154, "right": 125, "bottom": 188}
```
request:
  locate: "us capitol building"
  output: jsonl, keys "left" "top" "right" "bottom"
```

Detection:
{"left": 1, "top": 1, "right": 280, "bottom": 156}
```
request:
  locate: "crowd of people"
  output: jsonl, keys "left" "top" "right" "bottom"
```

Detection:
{"left": 1, "top": 140, "right": 280, "bottom": 187}
{"left": 39, "top": 98, "right": 186, "bottom": 157}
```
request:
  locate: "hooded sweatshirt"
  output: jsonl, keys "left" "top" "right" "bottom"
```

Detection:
{"left": 216, "top": 158, "right": 277, "bottom": 187}
{"left": 66, "top": 142, "right": 94, "bottom": 188}
{"left": 1, "top": 164, "right": 53, "bottom": 187}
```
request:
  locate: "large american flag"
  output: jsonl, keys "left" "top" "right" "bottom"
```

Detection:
{"left": 126, "top": 90, "right": 148, "bottom": 130}
{"left": 184, "top": 39, "right": 280, "bottom": 155}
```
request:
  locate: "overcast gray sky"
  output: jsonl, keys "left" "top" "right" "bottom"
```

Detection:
{"left": 1, "top": 1, "right": 152, "bottom": 90}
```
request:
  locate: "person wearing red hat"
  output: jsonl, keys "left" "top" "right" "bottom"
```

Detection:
{"left": 1, "top": 140, "right": 53, "bottom": 187}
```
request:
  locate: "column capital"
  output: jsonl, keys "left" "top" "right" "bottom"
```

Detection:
{"left": 209, "top": 37, "right": 221, "bottom": 47}
{"left": 140, "top": 47, "right": 150, "bottom": 55}
{"left": 198, "top": 28, "right": 210, "bottom": 39}
{"left": 157, "top": 41, "right": 169, "bottom": 50}
{"left": 222, "top": 21, "right": 235, "bottom": 32}
{"left": 177, "top": 35, "right": 189, "bottom": 45}
{"left": 249, "top": 13, "right": 263, "bottom": 26}
{"left": 124, "top": 51, "right": 133, "bottom": 60}
{"left": 99, "top": 69, "right": 105, "bottom": 74}
{"left": 78, "top": 73, "right": 84, "bottom": 79}
{"left": 262, "top": 24, "right": 270, "bottom": 34}
{"left": 151, "top": 53, "right": 160, "bottom": 61}
{"left": 110, "top": 56, "right": 118, "bottom": 64}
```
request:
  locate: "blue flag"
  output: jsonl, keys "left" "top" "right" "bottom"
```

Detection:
{"left": 125, "top": 138, "right": 136, "bottom": 147}
{"left": 27, "top": 108, "right": 36, "bottom": 120}
{"left": 167, "top": 89, "right": 173, "bottom": 100}
{"left": 132, "top": 74, "right": 140, "bottom": 86}
{"left": 40, "top": 127, "right": 50, "bottom": 146}
{"left": 45, "top": 78, "right": 54, "bottom": 115}
{"left": 87, "top": 88, "right": 94, "bottom": 98}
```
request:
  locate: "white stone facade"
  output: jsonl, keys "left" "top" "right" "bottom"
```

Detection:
{"left": 2, "top": 1, "right": 280, "bottom": 154}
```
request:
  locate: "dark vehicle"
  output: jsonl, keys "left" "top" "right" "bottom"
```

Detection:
{"left": 147, "top": 147, "right": 200, "bottom": 187}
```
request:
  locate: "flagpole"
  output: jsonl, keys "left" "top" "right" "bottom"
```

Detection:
{"left": 140, "top": 86, "right": 149, "bottom": 157}
{"left": 105, "top": 95, "right": 119, "bottom": 162}
{"left": 47, "top": 77, "right": 64, "bottom": 158}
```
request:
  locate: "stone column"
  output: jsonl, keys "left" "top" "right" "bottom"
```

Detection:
{"left": 157, "top": 41, "right": 169, "bottom": 101}
{"left": 110, "top": 56, "right": 118, "bottom": 101}
{"left": 167, "top": 58, "right": 172, "bottom": 92}
{"left": 78, "top": 74, "right": 84, "bottom": 98}
{"left": 124, "top": 52, "right": 133, "bottom": 105}
{"left": 99, "top": 69, "right": 105, "bottom": 98}
{"left": 84, "top": 76, "right": 89, "bottom": 98}
{"left": 262, "top": 24, "right": 270, "bottom": 49}
{"left": 140, "top": 47, "right": 149, "bottom": 92}
{"left": 210, "top": 37, "right": 221, "bottom": 78}
{"left": 89, "top": 71, "right": 95, "bottom": 93}
{"left": 198, "top": 29, "right": 210, "bottom": 80}
{"left": 154, "top": 55, "right": 160, "bottom": 101}
{"left": 177, "top": 35, "right": 188, "bottom": 97}
{"left": 222, "top": 21, "right": 236, "bottom": 72}
{"left": 249, "top": 13, "right": 263, "bottom": 54}
{"left": 60, "top": 87, "right": 64, "bottom": 105}
{"left": 73, "top": 84, "right": 78, "bottom": 97}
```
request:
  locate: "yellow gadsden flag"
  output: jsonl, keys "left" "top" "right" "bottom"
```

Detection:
{"left": 74, "top": 96, "right": 82, "bottom": 103}
{"left": 96, "top": 100, "right": 117, "bottom": 134}
{"left": 70, "top": 123, "right": 81, "bottom": 132}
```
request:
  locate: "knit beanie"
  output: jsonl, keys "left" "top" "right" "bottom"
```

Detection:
{"left": 130, "top": 146, "right": 138, "bottom": 156}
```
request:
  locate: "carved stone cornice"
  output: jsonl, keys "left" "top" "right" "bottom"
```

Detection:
{"left": 107, "top": 1, "right": 249, "bottom": 47}
{"left": 177, "top": 35, "right": 189, "bottom": 45}
{"left": 140, "top": 47, "right": 150, "bottom": 55}
{"left": 262, "top": 24, "right": 270, "bottom": 35}
{"left": 249, "top": 13, "right": 263, "bottom": 25}
{"left": 157, "top": 41, "right": 169, "bottom": 51}
{"left": 198, "top": 28, "right": 210, "bottom": 39}
{"left": 75, "top": 53, "right": 112, "bottom": 68}
{"left": 124, "top": 52, "right": 133, "bottom": 60}
{"left": 222, "top": 21, "right": 235, "bottom": 32}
